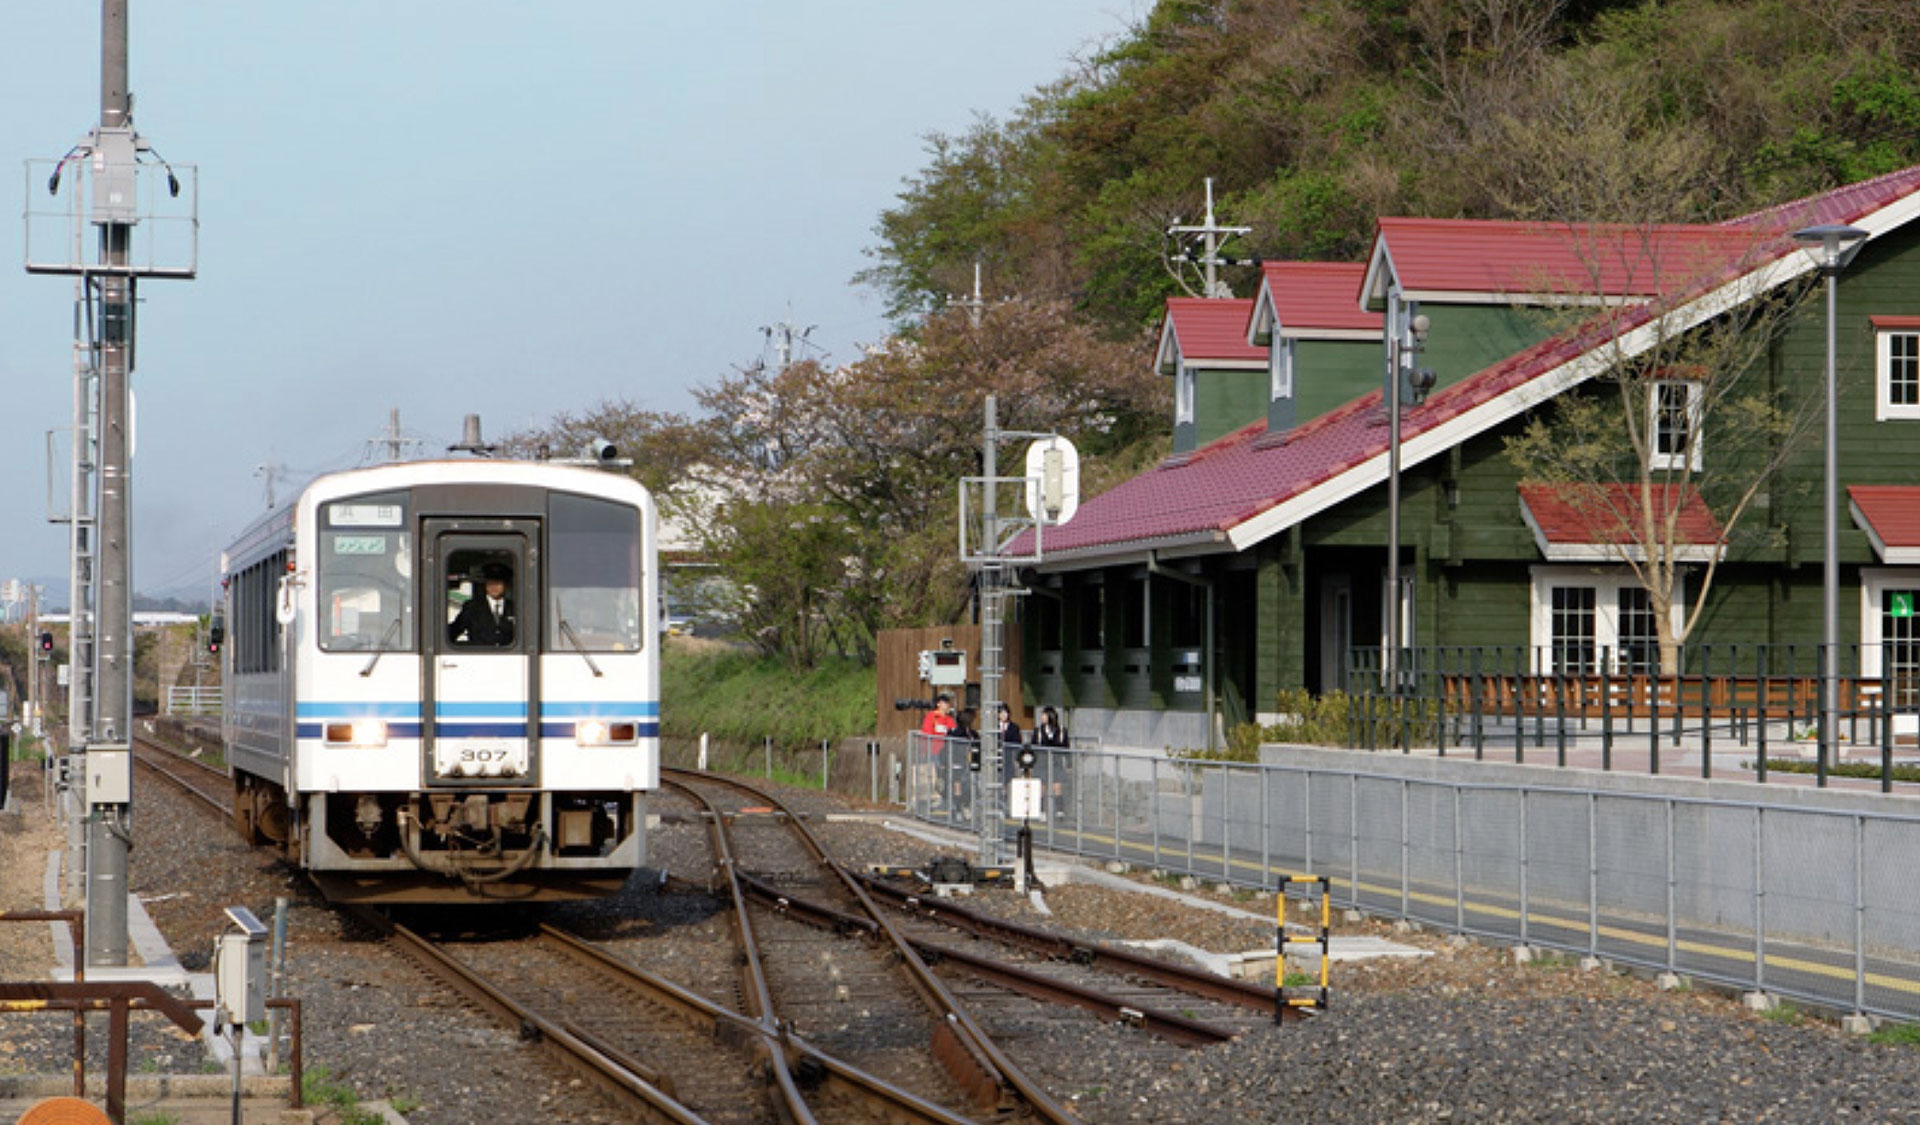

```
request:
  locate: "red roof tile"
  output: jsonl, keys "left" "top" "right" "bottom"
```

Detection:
{"left": 1370, "top": 218, "right": 1768, "bottom": 300}
{"left": 1159, "top": 298, "right": 1264, "bottom": 366}
{"left": 1517, "top": 483, "right": 1723, "bottom": 560}
{"left": 1253, "top": 262, "right": 1381, "bottom": 336}
{"left": 1725, "top": 164, "right": 1920, "bottom": 233}
{"left": 1023, "top": 166, "right": 1920, "bottom": 564}
{"left": 1849, "top": 485, "right": 1920, "bottom": 561}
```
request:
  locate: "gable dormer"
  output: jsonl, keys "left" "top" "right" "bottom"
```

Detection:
{"left": 1360, "top": 218, "right": 1763, "bottom": 406}
{"left": 1156, "top": 297, "right": 1264, "bottom": 453}
{"left": 1247, "top": 262, "right": 1382, "bottom": 437}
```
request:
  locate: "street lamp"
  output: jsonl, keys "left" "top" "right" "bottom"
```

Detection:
{"left": 1793, "top": 223, "right": 1868, "bottom": 787}
{"left": 1385, "top": 304, "right": 1430, "bottom": 699}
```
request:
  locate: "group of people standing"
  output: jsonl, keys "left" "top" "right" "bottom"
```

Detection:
{"left": 918, "top": 695, "right": 1070, "bottom": 814}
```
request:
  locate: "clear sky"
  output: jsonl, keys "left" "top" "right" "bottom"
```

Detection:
{"left": 0, "top": 1, "right": 1138, "bottom": 609}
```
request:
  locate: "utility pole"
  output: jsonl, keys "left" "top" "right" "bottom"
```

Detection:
{"left": 27, "top": 585, "right": 41, "bottom": 738}
{"left": 1167, "top": 178, "right": 1253, "bottom": 299}
{"left": 761, "top": 308, "right": 816, "bottom": 372}
{"left": 28, "top": 1, "right": 198, "bottom": 966}
{"left": 949, "top": 260, "right": 987, "bottom": 329}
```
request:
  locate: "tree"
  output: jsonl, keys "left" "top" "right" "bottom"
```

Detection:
{"left": 500, "top": 398, "right": 702, "bottom": 494}
{"left": 1503, "top": 223, "right": 1821, "bottom": 673}
{"left": 859, "top": 0, "right": 1920, "bottom": 335}
{"left": 667, "top": 299, "right": 1159, "bottom": 664}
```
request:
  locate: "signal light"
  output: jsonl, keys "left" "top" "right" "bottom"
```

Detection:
{"left": 38, "top": 632, "right": 52, "bottom": 654}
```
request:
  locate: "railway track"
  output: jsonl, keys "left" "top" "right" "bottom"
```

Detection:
{"left": 124, "top": 738, "right": 1279, "bottom": 1120}
{"left": 665, "top": 767, "right": 1071, "bottom": 1121}
{"left": 754, "top": 869, "right": 1285, "bottom": 1046}
{"left": 131, "top": 735, "right": 232, "bottom": 820}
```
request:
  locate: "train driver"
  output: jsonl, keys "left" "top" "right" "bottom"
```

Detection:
{"left": 449, "top": 562, "right": 517, "bottom": 647}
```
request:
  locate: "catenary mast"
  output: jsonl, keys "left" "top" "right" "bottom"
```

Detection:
{"left": 28, "top": 1, "right": 197, "bottom": 966}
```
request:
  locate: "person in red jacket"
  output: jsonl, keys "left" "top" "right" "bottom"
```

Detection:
{"left": 920, "top": 693, "right": 957, "bottom": 739}
{"left": 919, "top": 693, "right": 956, "bottom": 809}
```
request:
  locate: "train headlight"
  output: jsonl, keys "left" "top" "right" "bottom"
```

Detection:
{"left": 574, "top": 720, "right": 637, "bottom": 746}
{"left": 324, "top": 719, "right": 389, "bottom": 747}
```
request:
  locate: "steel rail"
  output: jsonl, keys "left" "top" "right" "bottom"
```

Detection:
{"left": 852, "top": 871, "right": 1286, "bottom": 1015}
{"left": 539, "top": 925, "right": 982, "bottom": 1125}
{"left": 130, "top": 737, "right": 232, "bottom": 818}
{"left": 739, "top": 871, "right": 1239, "bottom": 1046}
{"left": 348, "top": 909, "right": 712, "bottom": 1125}
{"left": 670, "top": 777, "right": 830, "bottom": 1125}
{"left": 666, "top": 768, "right": 1083, "bottom": 1124}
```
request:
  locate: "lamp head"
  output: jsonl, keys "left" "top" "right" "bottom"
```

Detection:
{"left": 1410, "top": 367, "right": 1437, "bottom": 404}
{"left": 1792, "top": 224, "right": 1869, "bottom": 276}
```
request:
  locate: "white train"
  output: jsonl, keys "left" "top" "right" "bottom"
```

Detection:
{"left": 218, "top": 458, "right": 660, "bottom": 903}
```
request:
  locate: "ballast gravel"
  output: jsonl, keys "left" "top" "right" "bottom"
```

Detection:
{"left": 3, "top": 759, "right": 1918, "bottom": 1123}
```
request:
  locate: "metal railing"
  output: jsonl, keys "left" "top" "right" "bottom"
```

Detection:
{"left": 1343, "top": 643, "right": 1920, "bottom": 788}
{"left": 906, "top": 739, "right": 1920, "bottom": 1023}
{"left": 165, "top": 685, "right": 223, "bottom": 716}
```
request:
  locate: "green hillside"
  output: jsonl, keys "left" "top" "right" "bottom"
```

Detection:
{"left": 864, "top": 0, "right": 1920, "bottom": 329}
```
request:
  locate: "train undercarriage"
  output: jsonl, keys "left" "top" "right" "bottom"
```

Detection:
{"left": 233, "top": 772, "right": 644, "bottom": 904}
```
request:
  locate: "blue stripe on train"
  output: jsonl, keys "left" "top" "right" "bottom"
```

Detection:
{"left": 295, "top": 722, "right": 425, "bottom": 739}
{"left": 296, "top": 702, "right": 421, "bottom": 719}
{"left": 297, "top": 702, "right": 656, "bottom": 718}
{"left": 296, "top": 721, "right": 660, "bottom": 740}
{"left": 539, "top": 721, "right": 660, "bottom": 739}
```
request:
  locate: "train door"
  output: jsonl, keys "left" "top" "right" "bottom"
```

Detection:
{"left": 423, "top": 521, "right": 540, "bottom": 785}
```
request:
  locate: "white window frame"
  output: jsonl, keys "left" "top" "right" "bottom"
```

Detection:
{"left": 1860, "top": 567, "right": 1920, "bottom": 736}
{"left": 1875, "top": 326, "right": 1920, "bottom": 421}
{"left": 1270, "top": 337, "right": 1295, "bottom": 401}
{"left": 1528, "top": 566, "right": 1685, "bottom": 672}
{"left": 1649, "top": 379, "right": 1703, "bottom": 472}
{"left": 1859, "top": 567, "right": 1920, "bottom": 675}
{"left": 1175, "top": 364, "right": 1195, "bottom": 426}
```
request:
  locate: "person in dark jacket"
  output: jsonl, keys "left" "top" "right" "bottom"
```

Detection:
{"left": 1032, "top": 706, "right": 1071, "bottom": 820}
{"left": 449, "top": 563, "right": 516, "bottom": 647}
{"left": 952, "top": 708, "right": 980, "bottom": 815}
{"left": 997, "top": 702, "right": 1025, "bottom": 789}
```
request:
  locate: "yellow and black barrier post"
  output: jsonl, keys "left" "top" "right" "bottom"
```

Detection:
{"left": 1275, "top": 874, "right": 1331, "bottom": 1025}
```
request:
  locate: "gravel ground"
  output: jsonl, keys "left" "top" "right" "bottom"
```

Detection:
{"left": 4, "top": 757, "right": 1920, "bottom": 1123}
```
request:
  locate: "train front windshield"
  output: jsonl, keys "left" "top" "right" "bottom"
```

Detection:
{"left": 313, "top": 489, "right": 642, "bottom": 655}
{"left": 319, "top": 493, "right": 415, "bottom": 652}
{"left": 546, "top": 492, "right": 643, "bottom": 651}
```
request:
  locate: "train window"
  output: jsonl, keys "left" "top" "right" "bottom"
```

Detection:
{"left": 319, "top": 492, "right": 414, "bottom": 654}
{"left": 547, "top": 493, "right": 642, "bottom": 652}
{"left": 445, "top": 552, "right": 519, "bottom": 648}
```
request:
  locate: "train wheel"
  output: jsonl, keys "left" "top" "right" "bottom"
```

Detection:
{"left": 256, "top": 794, "right": 292, "bottom": 847}
{"left": 232, "top": 777, "right": 264, "bottom": 845}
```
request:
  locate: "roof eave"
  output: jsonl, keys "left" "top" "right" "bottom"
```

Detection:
{"left": 1848, "top": 497, "right": 1920, "bottom": 563}
{"left": 1283, "top": 326, "right": 1383, "bottom": 342}
{"left": 1248, "top": 282, "right": 1279, "bottom": 346}
{"left": 1360, "top": 233, "right": 1396, "bottom": 311}
{"left": 1033, "top": 530, "right": 1233, "bottom": 571}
